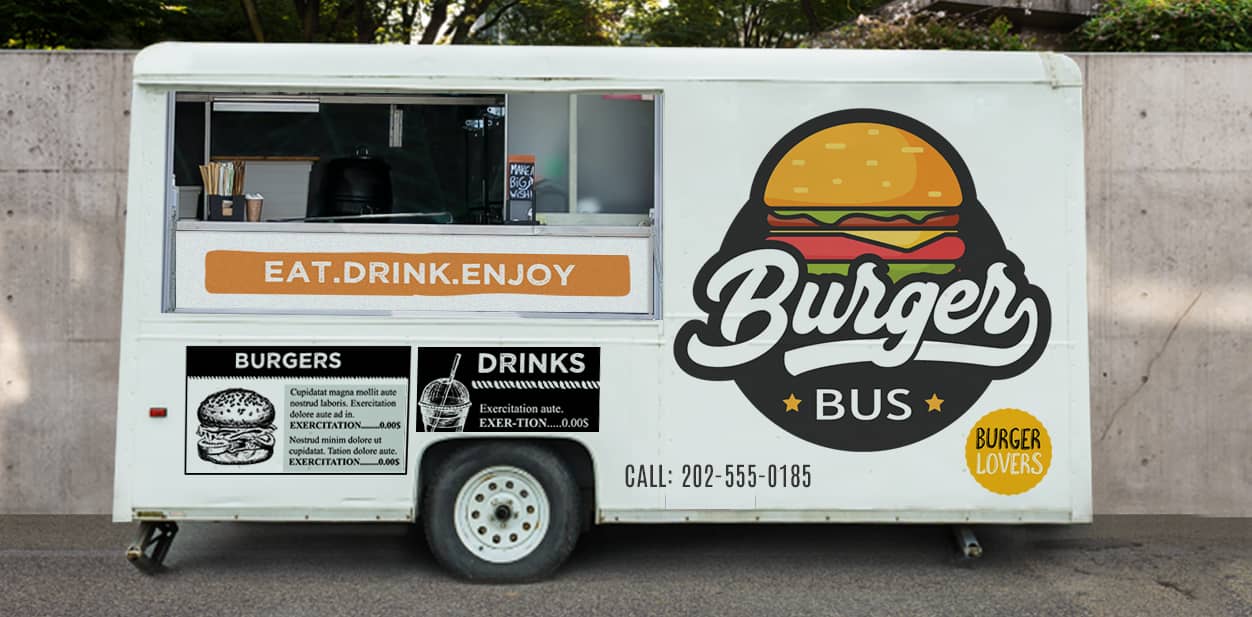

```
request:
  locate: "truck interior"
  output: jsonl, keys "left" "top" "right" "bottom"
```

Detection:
{"left": 170, "top": 92, "right": 659, "bottom": 227}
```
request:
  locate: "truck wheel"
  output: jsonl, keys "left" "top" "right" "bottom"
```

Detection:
{"left": 422, "top": 443, "right": 580, "bottom": 582}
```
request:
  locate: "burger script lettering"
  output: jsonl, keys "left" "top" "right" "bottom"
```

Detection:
{"left": 674, "top": 109, "right": 1051, "bottom": 452}
{"left": 683, "top": 257, "right": 1042, "bottom": 372}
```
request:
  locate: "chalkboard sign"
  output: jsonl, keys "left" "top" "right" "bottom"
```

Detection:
{"left": 508, "top": 155, "right": 535, "bottom": 201}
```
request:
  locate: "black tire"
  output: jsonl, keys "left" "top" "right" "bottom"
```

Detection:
{"left": 422, "top": 442, "right": 580, "bottom": 582}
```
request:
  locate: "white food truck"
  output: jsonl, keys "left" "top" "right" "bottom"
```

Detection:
{"left": 114, "top": 44, "right": 1090, "bottom": 581}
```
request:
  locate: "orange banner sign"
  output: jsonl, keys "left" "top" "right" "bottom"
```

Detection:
{"left": 205, "top": 251, "right": 631, "bottom": 297}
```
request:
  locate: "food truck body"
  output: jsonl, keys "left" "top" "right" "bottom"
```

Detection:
{"left": 114, "top": 44, "right": 1091, "bottom": 579}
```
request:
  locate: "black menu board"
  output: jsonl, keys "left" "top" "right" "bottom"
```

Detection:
{"left": 508, "top": 155, "right": 535, "bottom": 201}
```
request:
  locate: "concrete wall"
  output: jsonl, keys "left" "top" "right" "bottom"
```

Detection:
{"left": 1077, "top": 54, "right": 1252, "bottom": 515}
{"left": 0, "top": 51, "right": 1248, "bottom": 515}
{"left": 0, "top": 52, "right": 133, "bottom": 514}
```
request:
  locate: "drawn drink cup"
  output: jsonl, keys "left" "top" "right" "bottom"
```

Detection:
{"left": 419, "top": 354, "right": 471, "bottom": 432}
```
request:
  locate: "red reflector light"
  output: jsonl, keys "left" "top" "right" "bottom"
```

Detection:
{"left": 149, "top": 407, "right": 167, "bottom": 418}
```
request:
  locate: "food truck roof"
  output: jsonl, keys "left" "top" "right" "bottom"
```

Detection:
{"left": 132, "top": 43, "right": 1083, "bottom": 89}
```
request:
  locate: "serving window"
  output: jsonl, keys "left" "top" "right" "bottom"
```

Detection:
{"left": 164, "top": 90, "right": 660, "bottom": 317}
{"left": 171, "top": 91, "right": 657, "bottom": 225}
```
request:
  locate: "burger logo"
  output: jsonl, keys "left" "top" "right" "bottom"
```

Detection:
{"left": 195, "top": 388, "right": 277, "bottom": 464}
{"left": 674, "top": 110, "right": 1051, "bottom": 452}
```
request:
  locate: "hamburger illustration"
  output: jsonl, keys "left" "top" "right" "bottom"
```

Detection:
{"left": 196, "top": 388, "right": 276, "bottom": 465}
{"left": 674, "top": 109, "right": 1051, "bottom": 452}
{"left": 762, "top": 121, "right": 966, "bottom": 280}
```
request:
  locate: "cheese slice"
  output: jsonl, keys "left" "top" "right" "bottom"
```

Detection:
{"left": 845, "top": 229, "right": 952, "bottom": 249}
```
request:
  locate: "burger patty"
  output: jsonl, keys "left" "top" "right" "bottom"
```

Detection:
{"left": 197, "top": 425, "right": 276, "bottom": 454}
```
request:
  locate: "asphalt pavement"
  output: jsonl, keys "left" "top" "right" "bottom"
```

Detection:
{"left": 0, "top": 515, "right": 1248, "bottom": 616}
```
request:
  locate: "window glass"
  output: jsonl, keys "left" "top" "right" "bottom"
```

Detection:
{"left": 172, "top": 101, "right": 204, "bottom": 186}
{"left": 575, "top": 95, "right": 655, "bottom": 216}
{"left": 170, "top": 92, "right": 653, "bottom": 226}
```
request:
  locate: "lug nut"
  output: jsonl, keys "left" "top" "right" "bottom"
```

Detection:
{"left": 471, "top": 511, "right": 479, "bottom": 519}
{"left": 477, "top": 526, "right": 486, "bottom": 535}
{"left": 510, "top": 534, "right": 518, "bottom": 542}
{"left": 492, "top": 535, "right": 500, "bottom": 544}
{"left": 506, "top": 481, "right": 514, "bottom": 489}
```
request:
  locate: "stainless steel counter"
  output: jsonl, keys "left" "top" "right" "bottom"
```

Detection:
{"left": 175, "top": 220, "right": 652, "bottom": 238}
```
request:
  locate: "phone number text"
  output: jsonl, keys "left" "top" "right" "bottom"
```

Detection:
{"left": 624, "top": 464, "right": 812, "bottom": 488}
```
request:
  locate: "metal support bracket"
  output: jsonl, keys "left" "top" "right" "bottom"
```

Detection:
{"left": 952, "top": 525, "right": 983, "bottom": 560}
{"left": 126, "top": 521, "right": 179, "bottom": 574}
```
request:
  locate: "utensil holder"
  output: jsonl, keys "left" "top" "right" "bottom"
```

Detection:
{"left": 206, "top": 195, "right": 246, "bottom": 221}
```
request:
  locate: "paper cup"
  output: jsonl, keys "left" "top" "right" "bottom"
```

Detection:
{"left": 246, "top": 197, "right": 263, "bottom": 222}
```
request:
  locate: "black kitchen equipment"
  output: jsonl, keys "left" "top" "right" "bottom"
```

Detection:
{"left": 311, "top": 147, "right": 393, "bottom": 219}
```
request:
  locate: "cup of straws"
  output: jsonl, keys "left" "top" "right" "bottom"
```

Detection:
{"left": 198, "top": 160, "right": 247, "bottom": 221}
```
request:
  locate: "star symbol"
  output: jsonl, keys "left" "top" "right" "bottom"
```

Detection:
{"left": 782, "top": 393, "right": 802, "bottom": 412}
{"left": 925, "top": 393, "right": 944, "bottom": 412}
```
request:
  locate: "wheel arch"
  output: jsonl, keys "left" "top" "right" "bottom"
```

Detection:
{"left": 415, "top": 437, "right": 597, "bottom": 528}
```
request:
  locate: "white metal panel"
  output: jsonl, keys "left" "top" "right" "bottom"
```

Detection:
{"left": 116, "top": 46, "right": 1088, "bottom": 525}
{"left": 131, "top": 44, "right": 1080, "bottom": 88}
{"left": 653, "top": 79, "right": 1087, "bottom": 518}
{"left": 123, "top": 327, "right": 662, "bottom": 518}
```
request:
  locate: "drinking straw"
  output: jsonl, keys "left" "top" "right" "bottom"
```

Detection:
{"left": 440, "top": 354, "right": 462, "bottom": 405}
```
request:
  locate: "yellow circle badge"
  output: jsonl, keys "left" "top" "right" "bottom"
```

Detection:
{"left": 965, "top": 408, "right": 1051, "bottom": 495}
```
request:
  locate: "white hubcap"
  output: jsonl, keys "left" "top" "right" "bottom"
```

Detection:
{"left": 453, "top": 466, "right": 549, "bottom": 563}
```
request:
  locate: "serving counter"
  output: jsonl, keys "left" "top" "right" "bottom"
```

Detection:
{"left": 175, "top": 220, "right": 650, "bottom": 236}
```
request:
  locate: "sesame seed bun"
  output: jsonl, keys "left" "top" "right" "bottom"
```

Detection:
{"left": 763, "top": 122, "right": 962, "bottom": 209}
{"left": 758, "top": 119, "right": 969, "bottom": 281}
{"left": 196, "top": 388, "right": 276, "bottom": 428}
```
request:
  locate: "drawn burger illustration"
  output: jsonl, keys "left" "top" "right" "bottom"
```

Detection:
{"left": 762, "top": 120, "right": 965, "bottom": 280}
{"left": 196, "top": 388, "right": 276, "bottom": 465}
{"left": 675, "top": 109, "right": 1051, "bottom": 452}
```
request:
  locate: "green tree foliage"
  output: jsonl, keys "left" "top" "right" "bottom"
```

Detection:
{"left": 160, "top": 1, "right": 305, "bottom": 43}
{"left": 12, "top": 0, "right": 1070, "bottom": 51}
{"left": 633, "top": 0, "right": 885, "bottom": 47}
{"left": 1, "top": 0, "right": 167, "bottom": 48}
{"left": 814, "top": 11, "right": 1034, "bottom": 49}
{"left": 476, "top": 0, "right": 628, "bottom": 45}
{"left": 1, "top": 0, "right": 324, "bottom": 47}
{"left": 0, "top": 0, "right": 535, "bottom": 48}
{"left": 1073, "top": 0, "right": 1252, "bottom": 51}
